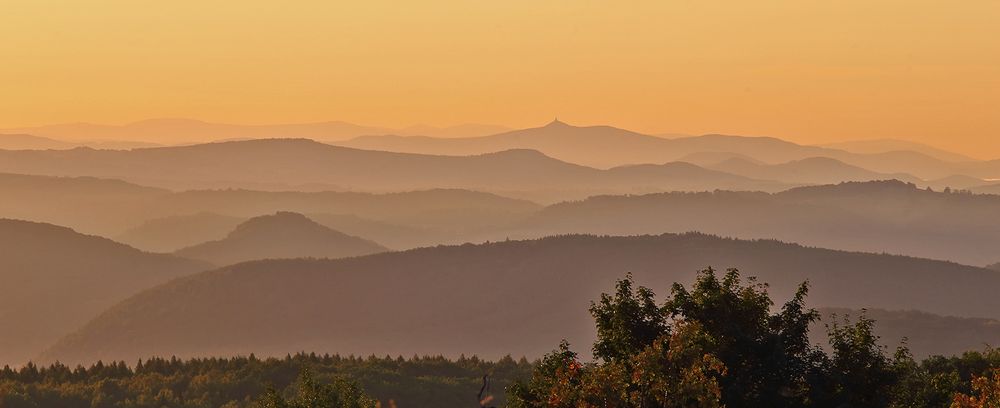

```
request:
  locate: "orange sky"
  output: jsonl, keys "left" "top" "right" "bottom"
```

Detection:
{"left": 2, "top": 1, "right": 998, "bottom": 157}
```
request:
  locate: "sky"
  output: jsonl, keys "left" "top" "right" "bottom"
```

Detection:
{"left": 2, "top": 0, "right": 999, "bottom": 157}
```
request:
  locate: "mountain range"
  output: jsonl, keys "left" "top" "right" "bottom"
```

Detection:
{"left": 0, "top": 119, "right": 511, "bottom": 145}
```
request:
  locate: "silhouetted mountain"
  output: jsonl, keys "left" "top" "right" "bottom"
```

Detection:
{"left": 174, "top": 212, "right": 387, "bottom": 266}
{"left": 987, "top": 263, "right": 1000, "bottom": 272}
{"left": 0, "top": 119, "right": 512, "bottom": 145}
{"left": 0, "top": 172, "right": 540, "bottom": 237}
{"left": 342, "top": 121, "right": 1000, "bottom": 180}
{"left": 0, "top": 138, "right": 789, "bottom": 202}
{"left": 675, "top": 151, "right": 765, "bottom": 167}
{"left": 709, "top": 157, "right": 922, "bottom": 185}
{"left": 510, "top": 180, "right": 1000, "bottom": 265}
{"left": 41, "top": 233, "right": 1000, "bottom": 364}
{"left": 925, "top": 174, "right": 993, "bottom": 191}
{"left": 116, "top": 213, "right": 245, "bottom": 252}
{"left": 818, "top": 139, "right": 975, "bottom": 162}
{"left": 815, "top": 308, "right": 1000, "bottom": 359}
{"left": 0, "top": 219, "right": 209, "bottom": 366}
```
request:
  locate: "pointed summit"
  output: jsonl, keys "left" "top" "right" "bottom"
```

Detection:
{"left": 544, "top": 117, "right": 570, "bottom": 128}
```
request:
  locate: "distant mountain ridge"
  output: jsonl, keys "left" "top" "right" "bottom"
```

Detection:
{"left": 0, "top": 138, "right": 790, "bottom": 202}
{"left": 41, "top": 233, "right": 1000, "bottom": 365}
{"left": 0, "top": 118, "right": 510, "bottom": 145}
{"left": 174, "top": 212, "right": 387, "bottom": 266}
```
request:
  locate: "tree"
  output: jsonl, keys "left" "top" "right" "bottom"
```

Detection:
{"left": 663, "top": 267, "right": 825, "bottom": 408}
{"left": 255, "top": 369, "right": 375, "bottom": 408}
{"left": 952, "top": 369, "right": 1000, "bottom": 408}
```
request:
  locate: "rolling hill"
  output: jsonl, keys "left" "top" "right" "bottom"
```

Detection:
{"left": 818, "top": 139, "right": 975, "bottom": 162}
{"left": 41, "top": 233, "right": 1000, "bottom": 365}
{"left": 338, "top": 120, "right": 1000, "bottom": 180}
{"left": 0, "top": 219, "right": 209, "bottom": 366}
{"left": 174, "top": 212, "right": 387, "bottom": 266}
{"left": 0, "top": 172, "right": 541, "bottom": 238}
{"left": 0, "top": 119, "right": 510, "bottom": 145}
{"left": 116, "top": 212, "right": 245, "bottom": 252}
{"left": 0, "top": 138, "right": 789, "bottom": 202}
{"left": 708, "top": 157, "right": 922, "bottom": 185}
{"left": 508, "top": 180, "right": 1000, "bottom": 265}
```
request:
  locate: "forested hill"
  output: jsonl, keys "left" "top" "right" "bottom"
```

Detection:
{"left": 43, "top": 233, "right": 1000, "bottom": 365}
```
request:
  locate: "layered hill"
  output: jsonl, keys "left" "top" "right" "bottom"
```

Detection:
{"left": 0, "top": 219, "right": 209, "bottom": 366}
{"left": 0, "top": 138, "right": 789, "bottom": 202}
{"left": 174, "top": 212, "right": 387, "bottom": 266}
{"left": 42, "top": 234, "right": 1000, "bottom": 365}
{"left": 0, "top": 173, "right": 540, "bottom": 237}
{"left": 708, "top": 157, "right": 922, "bottom": 185}
{"left": 116, "top": 212, "right": 245, "bottom": 252}
{"left": 0, "top": 118, "right": 508, "bottom": 145}
{"left": 339, "top": 121, "right": 1000, "bottom": 180}
{"left": 509, "top": 180, "right": 1000, "bottom": 265}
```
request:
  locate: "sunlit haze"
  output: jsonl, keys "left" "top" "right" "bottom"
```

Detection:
{"left": 2, "top": 0, "right": 999, "bottom": 157}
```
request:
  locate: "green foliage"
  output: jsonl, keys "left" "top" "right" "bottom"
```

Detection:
{"left": 254, "top": 369, "right": 374, "bottom": 408}
{"left": 0, "top": 353, "right": 532, "bottom": 407}
{"left": 510, "top": 267, "right": 1000, "bottom": 408}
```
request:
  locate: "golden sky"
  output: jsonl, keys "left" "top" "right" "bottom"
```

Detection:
{"left": 2, "top": 1, "right": 998, "bottom": 157}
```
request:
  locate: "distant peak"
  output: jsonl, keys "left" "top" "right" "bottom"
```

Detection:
{"left": 544, "top": 118, "right": 570, "bottom": 128}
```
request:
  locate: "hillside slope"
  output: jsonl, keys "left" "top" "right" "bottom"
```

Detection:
{"left": 43, "top": 233, "right": 1000, "bottom": 364}
{"left": 174, "top": 212, "right": 387, "bottom": 266}
{"left": 0, "top": 219, "right": 209, "bottom": 365}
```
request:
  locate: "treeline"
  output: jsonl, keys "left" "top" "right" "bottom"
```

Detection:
{"left": 509, "top": 268, "right": 1000, "bottom": 408}
{"left": 3, "top": 268, "right": 1000, "bottom": 407}
{"left": 0, "top": 353, "right": 532, "bottom": 407}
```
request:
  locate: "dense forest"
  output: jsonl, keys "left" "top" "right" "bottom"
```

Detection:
{"left": 0, "top": 354, "right": 531, "bottom": 407}
{"left": 4, "top": 268, "right": 1000, "bottom": 407}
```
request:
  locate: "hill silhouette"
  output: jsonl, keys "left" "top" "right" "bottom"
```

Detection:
{"left": 818, "top": 139, "right": 975, "bottom": 162}
{"left": 709, "top": 156, "right": 922, "bottom": 185}
{"left": 987, "top": 263, "right": 1000, "bottom": 271}
{"left": 0, "top": 172, "right": 539, "bottom": 237}
{"left": 0, "top": 219, "right": 209, "bottom": 366}
{"left": 0, "top": 119, "right": 511, "bottom": 145}
{"left": 0, "top": 138, "right": 789, "bottom": 202}
{"left": 174, "top": 212, "right": 387, "bottom": 266}
{"left": 512, "top": 180, "right": 1000, "bottom": 265}
{"left": 41, "top": 233, "right": 1000, "bottom": 365}
{"left": 338, "top": 121, "right": 1000, "bottom": 179}
{"left": 116, "top": 212, "right": 245, "bottom": 252}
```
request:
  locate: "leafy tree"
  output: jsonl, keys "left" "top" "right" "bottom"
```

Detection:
{"left": 255, "top": 369, "right": 374, "bottom": 408}
{"left": 952, "top": 369, "right": 1000, "bottom": 408}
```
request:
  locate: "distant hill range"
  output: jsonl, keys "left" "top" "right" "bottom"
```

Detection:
{"left": 509, "top": 180, "right": 1000, "bottom": 266}
{"left": 174, "top": 212, "right": 387, "bottom": 266}
{"left": 5, "top": 173, "right": 1000, "bottom": 265}
{"left": 41, "top": 233, "right": 1000, "bottom": 365}
{"left": 0, "top": 219, "right": 209, "bottom": 366}
{"left": 0, "top": 133, "right": 160, "bottom": 150}
{"left": 338, "top": 120, "right": 1000, "bottom": 181}
{"left": 0, "top": 138, "right": 791, "bottom": 202}
{"left": 0, "top": 172, "right": 539, "bottom": 238}
{"left": 0, "top": 118, "right": 511, "bottom": 145}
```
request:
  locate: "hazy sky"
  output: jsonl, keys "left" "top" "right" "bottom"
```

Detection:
{"left": 2, "top": 1, "right": 998, "bottom": 157}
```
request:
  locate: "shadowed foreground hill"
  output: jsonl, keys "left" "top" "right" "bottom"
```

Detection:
{"left": 0, "top": 219, "right": 209, "bottom": 366}
{"left": 43, "top": 234, "right": 1000, "bottom": 365}
{"left": 514, "top": 180, "right": 1000, "bottom": 265}
{"left": 174, "top": 212, "right": 387, "bottom": 266}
